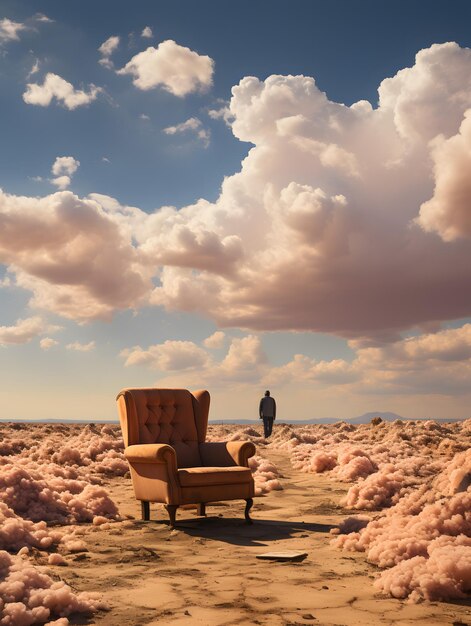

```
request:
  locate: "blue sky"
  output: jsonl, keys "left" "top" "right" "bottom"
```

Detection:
{"left": 1, "top": 1, "right": 471, "bottom": 421}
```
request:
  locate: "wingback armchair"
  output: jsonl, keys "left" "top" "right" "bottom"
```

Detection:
{"left": 116, "top": 388, "right": 256, "bottom": 527}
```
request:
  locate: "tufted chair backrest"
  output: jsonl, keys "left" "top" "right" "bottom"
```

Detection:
{"left": 117, "top": 388, "right": 210, "bottom": 468}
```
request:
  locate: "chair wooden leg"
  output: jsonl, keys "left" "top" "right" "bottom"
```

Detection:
{"left": 141, "top": 501, "right": 150, "bottom": 521}
{"left": 165, "top": 504, "right": 178, "bottom": 528}
{"left": 245, "top": 498, "right": 254, "bottom": 524}
{"left": 197, "top": 503, "right": 206, "bottom": 517}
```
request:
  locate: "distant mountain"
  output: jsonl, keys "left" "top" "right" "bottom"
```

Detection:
{"left": 212, "top": 412, "right": 465, "bottom": 425}
{"left": 346, "top": 411, "right": 405, "bottom": 424}
{"left": 211, "top": 414, "right": 402, "bottom": 425}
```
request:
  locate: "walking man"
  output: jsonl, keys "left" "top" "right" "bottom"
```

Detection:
{"left": 259, "top": 390, "right": 276, "bottom": 438}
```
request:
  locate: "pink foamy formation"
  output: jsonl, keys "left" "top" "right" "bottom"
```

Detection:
{"left": 206, "top": 424, "right": 267, "bottom": 446}
{"left": 47, "top": 554, "right": 67, "bottom": 567}
{"left": 0, "top": 503, "right": 64, "bottom": 552}
{"left": 0, "top": 423, "right": 124, "bottom": 622}
{"left": 1, "top": 417, "right": 470, "bottom": 605}
{"left": 264, "top": 418, "right": 471, "bottom": 600}
{"left": 375, "top": 535, "right": 471, "bottom": 601}
{"left": 290, "top": 418, "right": 471, "bottom": 601}
{"left": 0, "top": 424, "right": 124, "bottom": 526}
{"left": 0, "top": 550, "right": 105, "bottom": 625}
{"left": 248, "top": 455, "right": 283, "bottom": 495}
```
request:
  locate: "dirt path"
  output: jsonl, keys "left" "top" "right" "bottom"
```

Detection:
{"left": 65, "top": 448, "right": 471, "bottom": 626}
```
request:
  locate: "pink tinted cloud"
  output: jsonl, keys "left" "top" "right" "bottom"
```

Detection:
{"left": 1, "top": 43, "right": 471, "bottom": 340}
{"left": 0, "top": 317, "right": 45, "bottom": 345}
{"left": 0, "top": 190, "right": 152, "bottom": 321}
{"left": 120, "top": 324, "right": 471, "bottom": 399}
{"left": 149, "top": 43, "right": 471, "bottom": 340}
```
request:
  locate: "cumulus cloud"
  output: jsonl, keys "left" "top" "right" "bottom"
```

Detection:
{"left": 163, "top": 117, "right": 210, "bottom": 147}
{"left": 0, "top": 189, "right": 152, "bottom": 321}
{"left": 141, "top": 26, "right": 153, "bottom": 39}
{"left": 98, "top": 35, "right": 119, "bottom": 57}
{"left": 121, "top": 340, "right": 209, "bottom": 370}
{"left": 2, "top": 42, "right": 471, "bottom": 342}
{"left": 117, "top": 39, "right": 214, "bottom": 96}
{"left": 50, "top": 156, "right": 80, "bottom": 190}
{"left": 40, "top": 337, "right": 58, "bottom": 350}
{"left": 416, "top": 110, "right": 471, "bottom": 240}
{"left": 145, "top": 42, "right": 471, "bottom": 341}
{"left": 267, "top": 324, "right": 471, "bottom": 396}
{"left": 66, "top": 341, "right": 95, "bottom": 352}
{"left": 121, "top": 325, "right": 471, "bottom": 398}
{"left": 0, "top": 317, "right": 45, "bottom": 345}
{"left": 122, "top": 334, "right": 267, "bottom": 386}
{"left": 350, "top": 325, "right": 471, "bottom": 395}
{"left": 49, "top": 175, "right": 70, "bottom": 190}
{"left": 203, "top": 331, "right": 226, "bottom": 349}
{"left": 23, "top": 73, "right": 101, "bottom": 110}
{"left": 0, "top": 18, "right": 27, "bottom": 43}
{"left": 98, "top": 35, "right": 120, "bottom": 69}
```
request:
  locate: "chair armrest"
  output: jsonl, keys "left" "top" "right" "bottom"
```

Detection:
{"left": 226, "top": 441, "right": 256, "bottom": 466}
{"left": 125, "top": 444, "right": 177, "bottom": 469}
{"left": 199, "top": 441, "right": 256, "bottom": 468}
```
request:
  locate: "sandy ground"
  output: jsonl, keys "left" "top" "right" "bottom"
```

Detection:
{"left": 49, "top": 448, "right": 471, "bottom": 626}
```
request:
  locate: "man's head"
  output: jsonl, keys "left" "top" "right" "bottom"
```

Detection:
{"left": 265, "top": 390, "right": 270, "bottom": 396}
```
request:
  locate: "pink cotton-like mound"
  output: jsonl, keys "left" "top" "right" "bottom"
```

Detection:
{"left": 0, "top": 550, "right": 105, "bottom": 624}
{"left": 309, "top": 452, "right": 337, "bottom": 473}
{"left": 266, "top": 417, "right": 471, "bottom": 601}
{"left": 47, "top": 554, "right": 67, "bottom": 567}
{"left": 2, "top": 417, "right": 470, "bottom": 606}
{"left": 0, "top": 423, "right": 123, "bottom": 526}
{"left": 248, "top": 455, "right": 283, "bottom": 495}
{"left": 375, "top": 536, "right": 471, "bottom": 601}
{"left": 0, "top": 423, "right": 124, "bottom": 623}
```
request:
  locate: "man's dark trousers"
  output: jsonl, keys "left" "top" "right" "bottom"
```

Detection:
{"left": 263, "top": 416, "right": 274, "bottom": 438}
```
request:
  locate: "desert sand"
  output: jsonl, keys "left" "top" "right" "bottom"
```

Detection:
{"left": 0, "top": 420, "right": 470, "bottom": 625}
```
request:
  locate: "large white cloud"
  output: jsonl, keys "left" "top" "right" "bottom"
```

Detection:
{"left": 416, "top": 110, "right": 471, "bottom": 240}
{"left": 148, "top": 43, "right": 471, "bottom": 341}
{"left": 117, "top": 40, "right": 214, "bottom": 96}
{"left": 0, "top": 190, "right": 151, "bottom": 321}
{"left": 23, "top": 73, "right": 101, "bottom": 110}
{"left": 2, "top": 42, "right": 471, "bottom": 341}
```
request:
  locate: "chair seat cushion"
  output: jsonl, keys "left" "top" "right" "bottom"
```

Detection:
{"left": 178, "top": 466, "right": 253, "bottom": 487}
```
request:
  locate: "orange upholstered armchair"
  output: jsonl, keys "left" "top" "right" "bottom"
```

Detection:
{"left": 116, "top": 388, "right": 256, "bottom": 527}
